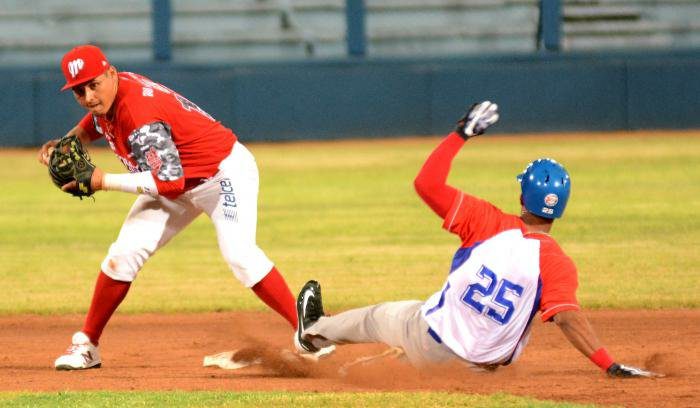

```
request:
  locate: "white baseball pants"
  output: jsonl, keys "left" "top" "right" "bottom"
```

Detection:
{"left": 100, "top": 142, "right": 274, "bottom": 287}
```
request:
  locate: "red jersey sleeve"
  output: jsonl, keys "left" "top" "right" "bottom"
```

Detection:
{"left": 536, "top": 235, "right": 580, "bottom": 322}
{"left": 152, "top": 175, "right": 185, "bottom": 198}
{"left": 442, "top": 190, "right": 523, "bottom": 247}
{"left": 77, "top": 113, "right": 102, "bottom": 141}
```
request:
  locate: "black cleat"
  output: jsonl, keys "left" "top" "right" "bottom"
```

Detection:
{"left": 295, "top": 280, "right": 325, "bottom": 353}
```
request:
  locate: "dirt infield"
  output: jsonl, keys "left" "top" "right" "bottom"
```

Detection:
{"left": 1, "top": 310, "right": 696, "bottom": 407}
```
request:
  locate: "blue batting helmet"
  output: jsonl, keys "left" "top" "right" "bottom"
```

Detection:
{"left": 517, "top": 158, "right": 571, "bottom": 219}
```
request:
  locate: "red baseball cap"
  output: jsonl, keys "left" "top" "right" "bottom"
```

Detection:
{"left": 60, "top": 45, "right": 110, "bottom": 91}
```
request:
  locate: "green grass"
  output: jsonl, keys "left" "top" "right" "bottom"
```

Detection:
{"left": 3, "top": 133, "right": 684, "bottom": 407}
{"left": 0, "top": 391, "right": 597, "bottom": 407}
{"left": 1, "top": 132, "right": 699, "bottom": 314}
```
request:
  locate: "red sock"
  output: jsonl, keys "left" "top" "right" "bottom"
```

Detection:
{"left": 252, "top": 267, "right": 298, "bottom": 329}
{"left": 82, "top": 271, "right": 131, "bottom": 345}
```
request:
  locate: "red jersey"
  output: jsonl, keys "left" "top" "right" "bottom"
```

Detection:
{"left": 442, "top": 191, "right": 580, "bottom": 322}
{"left": 78, "top": 72, "right": 236, "bottom": 197}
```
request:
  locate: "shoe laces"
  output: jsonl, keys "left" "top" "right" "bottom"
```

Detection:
{"left": 64, "top": 343, "right": 87, "bottom": 354}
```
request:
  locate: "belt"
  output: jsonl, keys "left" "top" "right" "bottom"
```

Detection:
{"left": 427, "top": 327, "right": 502, "bottom": 371}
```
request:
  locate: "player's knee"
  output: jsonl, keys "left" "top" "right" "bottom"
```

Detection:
{"left": 223, "top": 245, "right": 273, "bottom": 287}
{"left": 100, "top": 247, "right": 150, "bottom": 282}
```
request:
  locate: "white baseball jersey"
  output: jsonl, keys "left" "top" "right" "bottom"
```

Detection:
{"left": 418, "top": 187, "right": 580, "bottom": 366}
{"left": 422, "top": 228, "right": 542, "bottom": 364}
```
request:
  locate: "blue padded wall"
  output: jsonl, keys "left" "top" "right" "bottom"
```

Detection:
{"left": 2, "top": 50, "right": 699, "bottom": 146}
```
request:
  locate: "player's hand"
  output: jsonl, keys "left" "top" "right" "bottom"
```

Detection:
{"left": 61, "top": 167, "right": 104, "bottom": 192}
{"left": 38, "top": 139, "right": 60, "bottom": 166}
{"left": 607, "top": 363, "right": 664, "bottom": 378}
{"left": 455, "top": 101, "right": 499, "bottom": 139}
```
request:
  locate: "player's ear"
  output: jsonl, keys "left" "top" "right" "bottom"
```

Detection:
{"left": 105, "top": 65, "right": 117, "bottom": 79}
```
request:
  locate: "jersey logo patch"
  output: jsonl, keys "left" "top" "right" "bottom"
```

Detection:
{"left": 145, "top": 146, "right": 162, "bottom": 172}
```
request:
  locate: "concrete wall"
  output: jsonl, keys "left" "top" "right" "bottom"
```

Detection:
{"left": 2, "top": 49, "right": 699, "bottom": 146}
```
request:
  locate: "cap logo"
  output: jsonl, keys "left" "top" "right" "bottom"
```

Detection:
{"left": 67, "top": 58, "right": 85, "bottom": 78}
{"left": 544, "top": 193, "right": 559, "bottom": 207}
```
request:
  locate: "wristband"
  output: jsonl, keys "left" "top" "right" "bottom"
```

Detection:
{"left": 103, "top": 172, "right": 158, "bottom": 196}
{"left": 589, "top": 347, "right": 615, "bottom": 371}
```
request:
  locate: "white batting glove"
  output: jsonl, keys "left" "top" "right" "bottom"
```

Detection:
{"left": 455, "top": 101, "right": 500, "bottom": 139}
{"left": 607, "top": 363, "right": 665, "bottom": 378}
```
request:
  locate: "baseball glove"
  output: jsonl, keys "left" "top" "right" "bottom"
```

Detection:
{"left": 48, "top": 134, "right": 96, "bottom": 198}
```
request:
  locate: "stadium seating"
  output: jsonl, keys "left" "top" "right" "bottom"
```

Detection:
{"left": 0, "top": 0, "right": 698, "bottom": 65}
{"left": 365, "top": 1, "right": 538, "bottom": 56}
{"left": 562, "top": 0, "right": 700, "bottom": 50}
{"left": 0, "top": 0, "right": 152, "bottom": 65}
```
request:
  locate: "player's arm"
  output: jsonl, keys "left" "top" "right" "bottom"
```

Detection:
{"left": 414, "top": 101, "right": 499, "bottom": 218}
{"left": 97, "top": 121, "right": 185, "bottom": 197}
{"left": 413, "top": 133, "right": 462, "bottom": 218}
{"left": 553, "top": 310, "right": 603, "bottom": 358}
{"left": 553, "top": 310, "right": 662, "bottom": 378}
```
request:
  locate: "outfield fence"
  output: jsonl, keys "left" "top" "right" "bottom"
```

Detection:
{"left": 0, "top": 1, "right": 699, "bottom": 146}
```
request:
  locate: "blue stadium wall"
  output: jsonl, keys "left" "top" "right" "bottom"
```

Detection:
{"left": 1, "top": 49, "right": 699, "bottom": 146}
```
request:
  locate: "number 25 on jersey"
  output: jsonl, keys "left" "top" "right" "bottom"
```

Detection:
{"left": 462, "top": 265, "right": 524, "bottom": 325}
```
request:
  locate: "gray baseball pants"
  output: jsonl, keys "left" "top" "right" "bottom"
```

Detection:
{"left": 303, "top": 300, "right": 459, "bottom": 367}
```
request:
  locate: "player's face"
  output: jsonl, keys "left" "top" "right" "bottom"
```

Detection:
{"left": 72, "top": 67, "right": 119, "bottom": 116}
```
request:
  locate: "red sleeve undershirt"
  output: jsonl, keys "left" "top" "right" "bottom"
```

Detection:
{"left": 413, "top": 132, "right": 465, "bottom": 219}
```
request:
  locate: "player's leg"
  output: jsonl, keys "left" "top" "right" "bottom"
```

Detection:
{"left": 55, "top": 195, "right": 201, "bottom": 370}
{"left": 304, "top": 301, "right": 419, "bottom": 346}
{"left": 304, "top": 300, "right": 457, "bottom": 367}
{"left": 193, "top": 141, "right": 297, "bottom": 328}
{"left": 88, "top": 195, "right": 201, "bottom": 339}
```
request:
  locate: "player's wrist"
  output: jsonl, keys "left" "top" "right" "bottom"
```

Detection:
{"left": 102, "top": 171, "right": 158, "bottom": 196}
{"left": 448, "top": 131, "right": 469, "bottom": 143}
{"left": 453, "top": 121, "right": 470, "bottom": 140}
{"left": 91, "top": 168, "right": 104, "bottom": 191}
{"left": 589, "top": 347, "right": 615, "bottom": 371}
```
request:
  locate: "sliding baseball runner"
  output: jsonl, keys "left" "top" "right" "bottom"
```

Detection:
{"left": 294, "top": 101, "right": 662, "bottom": 378}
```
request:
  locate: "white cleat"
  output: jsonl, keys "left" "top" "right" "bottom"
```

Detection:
{"left": 54, "top": 331, "right": 101, "bottom": 370}
{"left": 293, "top": 333, "right": 336, "bottom": 362}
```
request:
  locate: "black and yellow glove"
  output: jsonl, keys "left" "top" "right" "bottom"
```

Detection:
{"left": 48, "top": 134, "right": 96, "bottom": 198}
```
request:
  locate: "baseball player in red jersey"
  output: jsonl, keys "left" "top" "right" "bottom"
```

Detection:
{"left": 295, "top": 102, "right": 660, "bottom": 378}
{"left": 38, "top": 45, "right": 328, "bottom": 370}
